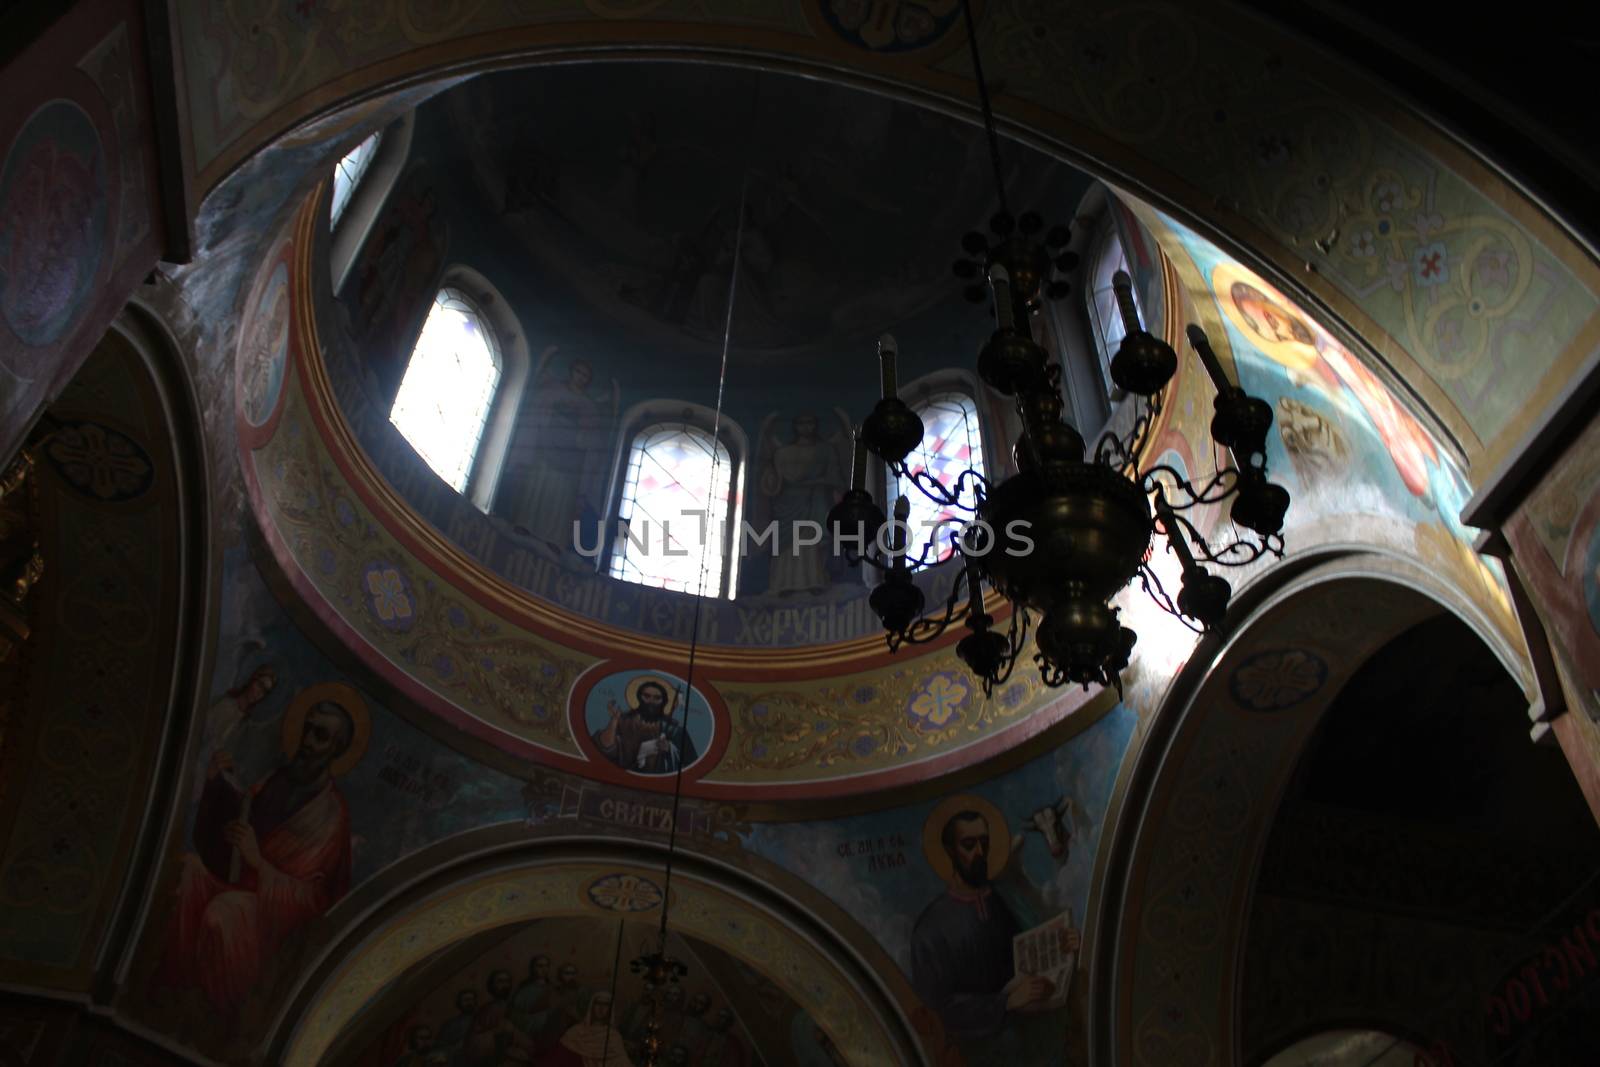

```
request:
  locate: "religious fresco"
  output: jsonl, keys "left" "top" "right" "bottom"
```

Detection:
{"left": 238, "top": 258, "right": 291, "bottom": 429}
{"left": 0, "top": 99, "right": 107, "bottom": 347}
{"left": 0, "top": 0, "right": 163, "bottom": 464}
{"left": 573, "top": 667, "right": 719, "bottom": 779}
{"left": 274, "top": 699, "right": 1135, "bottom": 1065}
{"left": 444, "top": 65, "right": 1079, "bottom": 362}
{"left": 746, "top": 409, "right": 856, "bottom": 598}
{"left": 242, "top": 195, "right": 1109, "bottom": 795}
{"left": 166, "top": 0, "right": 1600, "bottom": 475}
{"left": 503, "top": 350, "right": 619, "bottom": 546}
{"left": 315, "top": 68, "right": 1080, "bottom": 647}
{"left": 351, "top": 917, "right": 811, "bottom": 1066}
{"left": 122, "top": 547, "right": 532, "bottom": 1060}
{"left": 1153, "top": 215, "right": 1521, "bottom": 663}
{"left": 742, "top": 703, "right": 1136, "bottom": 1067}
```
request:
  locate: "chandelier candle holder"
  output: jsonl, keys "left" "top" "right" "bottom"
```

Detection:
{"left": 829, "top": 255, "right": 1290, "bottom": 694}
{"left": 827, "top": 0, "right": 1289, "bottom": 695}
{"left": 627, "top": 947, "right": 688, "bottom": 1066}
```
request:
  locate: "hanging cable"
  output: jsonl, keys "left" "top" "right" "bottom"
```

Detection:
{"left": 656, "top": 176, "right": 745, "bottom": 947}
{"left": 961, "top": 0, "right": 1011, "bottom": 221}
{"left": 597, "top": 915, "right": 627, "bottom": 1065}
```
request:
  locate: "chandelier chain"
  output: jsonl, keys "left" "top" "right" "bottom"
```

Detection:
{"left": 961, "top": 0, "right": 1012, "bottom": 221}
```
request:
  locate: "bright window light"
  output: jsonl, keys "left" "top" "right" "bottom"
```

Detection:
{"left": 610, "top": 423, "right": 733, "bottom": 596}
{"left": 897, "top": 392, "right": 984, "bottom": 563}
{"left": 329, "top": 131, "right": 382, "bottom": 230}
{"left": 390, "top": 288, "right": 501, "bottom": 492}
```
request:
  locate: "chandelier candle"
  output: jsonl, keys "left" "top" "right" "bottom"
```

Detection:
{"left": 1185, "top": 321, "right": 1235, "bottom": 396}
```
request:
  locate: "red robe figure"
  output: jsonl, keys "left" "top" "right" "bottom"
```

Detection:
{"left": 160, "top": 697, "right": 360, "bottom": 1013}
{"left": 541, "top": 992, "right": 632, "bottom": 1067}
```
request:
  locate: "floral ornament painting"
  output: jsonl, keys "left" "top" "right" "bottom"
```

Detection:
{"left": 1229, "top": 648, "right": 1328, "bottom": 712}
{"left": 44, "top": 421, "right": 153, "bottom": 502}
{"left": 909, "top": 672, "right": 970, "bottom": 729}
{"left": 363, "top": 561, "right": 416, "bottom": 632}
{"left": 587, "top": 873, "right": 664, "bottom": 913}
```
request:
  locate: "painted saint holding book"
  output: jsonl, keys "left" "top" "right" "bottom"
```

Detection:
{"left": 911, "top": 794, "right": 1080, "bottom": 1053}
{"left": 159, "top": 683, "right": 370, "bottom": 1013}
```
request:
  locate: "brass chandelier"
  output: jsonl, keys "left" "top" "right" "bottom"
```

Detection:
{"left": 827, "top": 0, "right": 1290, "bottom": 696}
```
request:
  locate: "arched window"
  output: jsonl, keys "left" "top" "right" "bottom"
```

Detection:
{"left": 609, "top": 418, "right": 739, "bottom": 597}
{"left": 390, "top": 288, "right": 502, "bottom": 494}
{"left": 1086, "top": 222, "right": 1140, "bottom": 382}
{"left": 329, "top": 113, "right": 415, "bottom": 296}
{"left": 329, "top": 131, "right": 382, "bottom": 230}
{"left": 897, "top": 391, "right": 985, "bottom": 563}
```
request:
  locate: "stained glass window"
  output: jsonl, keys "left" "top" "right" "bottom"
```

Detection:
{"left": 897, "top": 392, "right": 984, "bottom": 563}
{"left": 329, "top": 131, "right": 382, "bottom": 230}
{"left": 610, "top": 423, "right": 734, "bottom": 596}
{"left": 1087, "top": 228, "right": 1139, "bottom": 385}
{"left": 390, "top": 288, "right": 501, "bottom": 493}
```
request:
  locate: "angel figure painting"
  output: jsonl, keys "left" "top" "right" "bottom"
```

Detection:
{"left": 752, "top": 409, "right": 853, "bottom": 596}
{"left": 506, "top": 352, "right": 620, "bottom": 550}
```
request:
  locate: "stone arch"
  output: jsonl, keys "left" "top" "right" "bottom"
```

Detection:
{"left": 0, "top": 302, "right": 212, "bottom": 998}
{"left": 265, "top": 831, "right": 927, "bottom": 1066}
{"left": 1089, "top": 549, "right": 1527, "bottom": 1066}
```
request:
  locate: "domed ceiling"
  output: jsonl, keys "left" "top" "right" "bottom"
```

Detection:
{"left": 439, "top": 63, "right": 1088, "bottom": 363}
{"left": 320, "top": 62, "right": 1095, "bottom": 645}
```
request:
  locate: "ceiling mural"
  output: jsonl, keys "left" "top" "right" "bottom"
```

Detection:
{"left": 741, "top": 703, "right": 1135, "bottom": 1067}
{"left": 0, "top": 0, "right": 164, "bottom": 464}
{"left": 117, "top": 545, "right": 534, "bottom": 1062}
{"left": 319, "top": 65, "right": 1089, "bottom": 633}
{"left": 1144, "top": 210, "right": 1526, "bottom": 678}
{"left": 442, "top": 64, "right": 1079, "bottom": 361}
{"left": 234, "top": 139, "right": 1537, "bottom": 807}
{"left": 283, "top": 859, "right": 913, "bottom": 1067}
{"left": 109, "top": 509, "right": 1132, "bottom": 1065}
{"left": 237, "top": 185, "right": 1119, "bottom": 796}
{"left": 272, "top": 700, "right": 1135, "bottom": 1066}
{"left": 168, "top": 0, "right": 1600, "bottom": 478}
{"left": 5, "top": 3, "right": 1596, "bottom": 1065}
{"left": 349, "top": 916, "right": 832, "bottom": 1067}
{"left": 79, "top": 16, "right": 1593, "bottom": 1060}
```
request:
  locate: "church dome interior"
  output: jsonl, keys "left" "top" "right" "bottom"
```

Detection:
{"left": 1, "top": 3, "right": 1599, "bottom": 1066}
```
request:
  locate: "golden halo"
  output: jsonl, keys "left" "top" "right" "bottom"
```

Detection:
{"left": 623, "top": 675, "right": 679, "bottom": 716}
{"left": 922, "top": 793, "right": 1011, "bottom": 886}
{"left": 282, "top": 682, "right": 371, "bottom": 777}
{"left": 1211, "top": 260, "right": 1321, "bottom": 373}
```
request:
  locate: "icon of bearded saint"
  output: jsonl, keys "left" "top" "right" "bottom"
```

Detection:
{"left": 159, "top": 684, "right": 369, "bottom": 1014}
{"left": 591, "top": 676, "right": 697, "bottom": 775}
